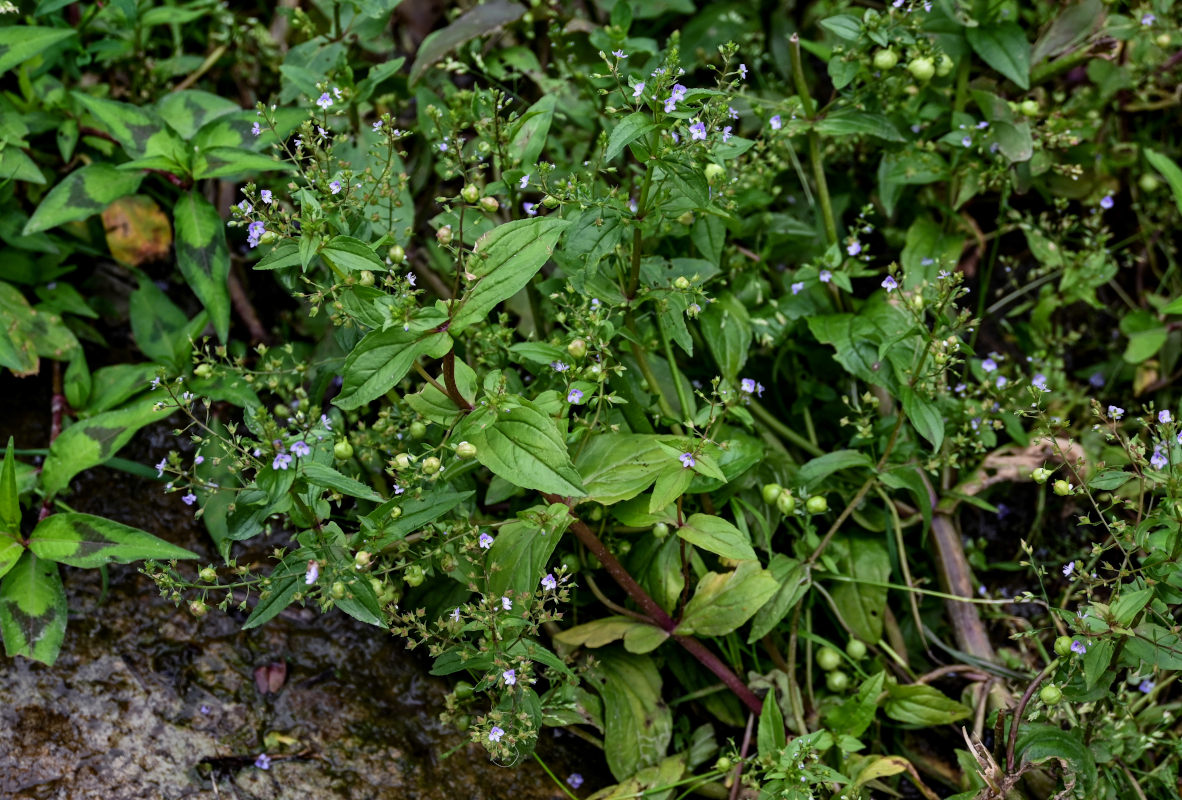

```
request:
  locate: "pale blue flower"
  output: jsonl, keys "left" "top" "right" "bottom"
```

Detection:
{"left": 541, "top": 573, "right": 557, "bottom": 591}
{"left": 260, "top": 189, "right": 273, "bottom": 205}
{"left": 568, "top": 774, "right": 584, "bottom": 788}
{"left": 1151, "top": 446, "right": 1168, "bottom": 470}
{"left": 847, "top": 241, "right": 862, "bottom": 256}
{"left": 689, "top": 121, "right": 708, "bottom": 140}
{"left": 738, "top": 64, "right": 747, "bottom": 79}
{"left": 632, "top": 82, "right": 645, "bottom": 97}
{"left": 182, "top": 492, "right": 197, "bottom": 506}
{"left": 791, "top": 281, "right": 804, "bottom": 295}
{"left": 819, "top": 270, "right": 832, "bottom": 283}
{"left": 770, "top": 115, "right": 782, "bottom": 130}
{"left": 255, "top": 753, "right": 271, "bottom": 770}
{"left": 330, "top": 180, "right": 342, "bottom": 195}
{"left": 273, "top": 453, "right": 292, "bottom": 470}
{"left": 251, "top": 122, "right": 261, "bottom": 136}
{"left": 479, "top": 532, "right": 494, "bottom": 549}
{"left": 489, "top": 726, "right": 505, "bottom": 742}
{"left": 519, "top": 174, "right": 530, "bottom": 189}
{"left": 291, "top": 440, "right": 310, "bottom": 457}
{"left": 501, "top": 596, "right": 513, "bottom": 610}
{"left": 316, "top": 92, "right": 333, "bottom": 109}
{"left": 567, "top": 389, "right": 584, "bottom": 404}
{"left": 680, "top": 452, "right": 696, "bottom": 468}
{"left": 305, "top": 561, "right": 319, "bottom": 585}
{"left": 503, "top": 669, "right": 516, "bottom": 685}
{"left": 247, "top": 221, "right": 266, "bottom": 248}
{"left": 1100, "top": 195, "right": 1114, "bottom": 210}
{"left": 881, "top": 276, "right": 898, "bottom": 292}
{"left": 1139, "top": 679, "right": 1155, "bottom": 693}
{"left": 982, "top": 358, "right": 998, "bottom": 373}
{"left": 1108, "top": 405, "right": 1124, "bottom": 419}
{"left": 1160, "top": 410, "right": 1173, "bottom": 424}
{"left": 612, "top": 49, "right": 627, "bottom": 58}
{"left": 1070, "top": 639, "right": 1088, "bottom": 655}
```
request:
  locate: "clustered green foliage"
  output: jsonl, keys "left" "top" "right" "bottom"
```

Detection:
{"left": 2, "top": 0, "right": 1182, "bottom": 797}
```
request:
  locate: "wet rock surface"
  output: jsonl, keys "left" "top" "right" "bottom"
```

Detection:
{"left": 0, "top": 375, "right": 593, "bottom": 799}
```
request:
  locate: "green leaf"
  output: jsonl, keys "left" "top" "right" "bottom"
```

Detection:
{"left": 0, "top": 149, "right": 45, "bottom": 184}
{"left": 334, "top": 573, "right": 385, "bottom": 627}
{"left": 588, "top": 650, "right": 672, "bottom": 780}
{"left": 485, "top": 515, "right": 563, "bottom": 598}
{"left": 0, "top": 26, "right": 75, "bottom": 75}
{"left": 300, "top": 463, "right": 382, "bottom": 502}
{"left": 554, "top": 615, "right": 644, "bottom": 649}
{"left": 0, "top": 553, "right": 67, "bottom": 665}
{"left": 1120, "top": 309, "right": 1168, "bottom": 364}
{"left": 826, "top": 670, "right": 886, "bottom": 738}
{"left": 675, "top": 561, "right": 779, "bottom": 637}
{"left": 1110, "top": 586, "right": 1152, "bottom": 627}
{"left": 409, "top": 0, "right": 526, "bottom": 85}
{"left": 1030, "top": 0, "right": 1103, "bottom": 65}
{"left": 748, "top": 554, "right": 811, "bottom": 643}
{"left": 321, "top": 235, "right": 386, "bottom": 273}
{"left": 815, "top": 109, "right": 905, "bottom": 142}
{"left": 242, "top": 567, "right": 302, "bottom": 629}
{"left": 0, "top": 531, "right": 22, "bottom": 585}
{"left": 155, "top": 89, "right": 241, "bottom": 140}
{"left": 883, "top": 684, "right": 971, "bottom": 725}
{"left": 0, "top": 437, "right": 20, "bottom": 534}
{"left": 174, "top": 191, "right": 231, "bottom": 342}
{"left": 565, "top": 208, "right": 624, "bottom": 269}
{"left": 449, "top": 217, "right": 570, "bottom": 334}
{"left": 128, "top": 273, "right": 206, "bottom": 369}
{"left": 828, "top": 533, "right": 889, "bottom": 643}
{"left": 677, "top": 513, "right": 756, "bottom": 561}
{"left": 757, "top": 690, "right": 787, "bottom": 758}
{"left": 1145, "top": 148, "right": 1182, "bottom": 215}
{"left": 575, "top": 434, "right": 669, "bottom": 505}
{"left": 966, "top": 23, "right": 1031, "bottom": 89}
{"left": 797, "top": 450, "right": 873, "bottom": 490}
{"left": 28, "top": 512, "right": 196, "bottom": 567}
{"left": 606, "top": 112, "right": 658, "bottom": 162}
{"left": 508, "top": 94, "right": 556, "bottom": 166}
{"left": 1088, "top": 470, "right": 1132, "bottom": 491}
{"left": 40, "top": 394, "right": 164, "bottom": 496}
{"left": 468, "top": 399, "right": 585, "bottom": 496}
{"left": 901, "top": 388, "right": 944, "bottom": 451}
{"left": 1125, "top": 624, "right": 1182, "bottom": 670}
{"left": 22, "top": 164, "right": 144, "bottom": 235}
{"left": 699, "top": 293, "right": 750, "bottom": 381}
{"left": 191, "top": 146, "right": 290, "bottom": 180}
{"left": 1015, "top": 725, "right": 1096, "bottom": 798}
{"left": 254, "top": 240, "right": 301, "bottom": 271}
{"left": 333, "top": 312, "right": 452, "bottom": 411}
{"left": 818, "top": 15, "right": 861, "bottom": 41}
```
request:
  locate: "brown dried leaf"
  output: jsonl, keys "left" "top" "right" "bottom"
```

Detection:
{"left": 101, "top": 195, "right": 172, "bottom": 266}
{"left": 959, "top": 436, "right": 1085, "bottom": 497}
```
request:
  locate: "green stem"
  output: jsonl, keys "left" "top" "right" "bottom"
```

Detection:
{"left": 627, "top": 155, "right": 657, "bottom": 299}
{"left": 790, "top": 34, "right": 838, "bottom": 247}
{"left": 1031, "top": 47, "right": 1091, "bottom": 85}
{"left": 625, "top": 316, "right": 681, "bottom": 431}
{"left": 748, "top": 399, "right": 823, "bottom": 457}
{"left": 659, "top": 316, "right": 691, "bottom": 422}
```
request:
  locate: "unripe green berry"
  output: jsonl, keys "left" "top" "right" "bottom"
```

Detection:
{"left": 454, "top": 680, "right": 475, "bottom": 700}
{"left": 1020, "top": 99, "right": 1040, "bottom": 117}
{"left": 1053, "top": 479, "right": 1072, "bottom": 496}
{"left": 189, "top": 600, "right": 208, "bottom": 618}
{"left": 1039, "top": 685, "right": 1063, "bottom": 705}
{"left": 907, "top": 57, "right": 935, "bottom": 82}
{"left": 873, "top": 48, "right": 898, "bottom": 70}
{"left": 936, "top": 54, "right": 955, "bottom": 77}
{"left": 333, "top": 439, "right": 354, "bottom": 460}
{"left": 461, "top": 184, "right": 480, "bottom": 203}
{"left": 436, "top": 225, "right": 453, "bottom": 245}
{"left": 395, "top": 453, "right": 412, "bottom": 470}
{"left": 776, "top": 492, "right": 796, "bottom": 515}
{"left": 653, "top": 522, "right": 670, "bottom": 539}
{"left": 410, "top": 421, "right": 427, "bottom": 439}
{"left": 567, "top": 338, "right": 587, "bottom": 359}
{"left": 456, "top": 441, "right": 477, "bottom": 459}
{"left": 816, "top": 646, "right": 842, "bottom": 672}
{"left": 845, "top": 639, "right": 867, "bottom": 661}
{"left": 762, "top": 483, "right": 783, "bottom": 504}
{"left": 193, "top": 363, "right": 213, "bottom": 379}
{"left": 704, "top": 163, "right": 726, "bottom": 185}
{"left": 404, "top": 564, "right": 425, "bottom": 587}
{"left": 674, "top": 276, "right": 691, "bottom": 290}
{"left": 826, "top": 670, "right": 850, "bottom": 692}
{"left": 1140, "top": 173, "right": 1161, "bottom": 193}
{"left": 479, "top": 196, "right": 499, "bottom": 213}
{"left": 422, "top": 456, "right": 441, "bottom": 474}
{"left": 199, "top": 566, "right": 218, "bottom": 583}
{"left": 388, "top": 244, "right": 406, "bottom": 263}
{"left": 330, "top": 580, "right": 346, "bottom": 599}
{"left": 359, "top": 269, "right": 375, "bottom": 287}
{"left": 542, "top": 194, "right": 559, "bottom": 208}
{"left": 714, "top": 756, "right": 733, "bottom": 772}
{"left": 806, "top": 495, "right": 829, "bottom": 514}
{"left": 1054, "top": 635, "right": 1074, "bottom": 657}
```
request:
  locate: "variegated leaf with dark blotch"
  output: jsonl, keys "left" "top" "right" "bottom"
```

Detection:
{"left": 0, "top": 26, "right": 76, "bottom": 75}
{"left": 28, "top": 512, "right": 197, "bottom": 568}
{"left": 21, "top": 164, "right": 145, "bottom": 235}
{"left": 174, "top": 192, "right": 231, "bottom": 342}
{"left": 191, "top": 147, "right": 292, "bottom": 181}
{"left": 155, "top": 90, "right": 241, "bottom": 140}
{"left": 0, "top": 552, "right": 67, "bottom": 665}
{"left": 72, "top": 91, "right": 184, "bottom": 161}
{"left": 0, "top": 282, "right": 79, "bottom": 377}
{"left": 39, "top": 394, "right": 165, "bottom": 496}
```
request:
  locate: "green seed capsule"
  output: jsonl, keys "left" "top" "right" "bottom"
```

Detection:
{"left": 816, "top": 646, "right": 842, "bottom": 672}
{"left": 825, "top": 670, "right": 850, "bottom": 692}
{"left": 776, "top": 492, "right": 796, "bottom": 515}
{"left": 404, "top": 564, "right": 425, "bottom": 587}
{"left": 873, "top": 48, "right": 898, "bottom": 70}
{"left": 199, "top": 567, "right": 218, "bottom": 583}
{"left": 461, "top": 184, "right": 480, "bottom": 203}
{"left": 422, "top": 456, "right": 441, "bottom": 474}
{"left": 907, "top": 57, "right": 935, "bottom": 82}
{"left": 1054, "top": 635, "right": 1074, "bottom": 657}
{"left": 762, "top": 483, "right": 783, "bottom": 504}
{"left": 1039, "top": 685, "right": 1062, "bottom": 705}
{"left": 456, "top": 441, "right": 477, "bottom": 459}
{"left": 845, "top": 639, "right": 867, "bottom": 660}
{"left": 333, "top": 440, "right": 354, "bottom": 460}
{"left": 806, "top": 495, "right": 829, "bottom": 514}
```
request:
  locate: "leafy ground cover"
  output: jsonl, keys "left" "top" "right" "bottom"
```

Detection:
{"left": 2, "top": 0, "right": 1181, "bottom": 797}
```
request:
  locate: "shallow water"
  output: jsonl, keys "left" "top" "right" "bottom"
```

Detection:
{"left": 1, "top": 374, "right": 595, "bottom": 799}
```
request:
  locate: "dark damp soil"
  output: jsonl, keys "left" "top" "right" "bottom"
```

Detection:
{"left": 0, "top": 371, "right": 603, "bottom": 799}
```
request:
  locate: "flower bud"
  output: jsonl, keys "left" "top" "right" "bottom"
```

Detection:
{"left": 1053, "top": 479, "right": 1072, "bottom": 496}
{"left": 567, "top": 338, "right": 588, "bottom": 359}
{"left": 388, "top": 244, "right": 406, "bottom": 263}
{"left": 422, "top": 456, "right": 441, "bottom": 474}
{"left": 461, "top": 184, "right": 479, "bottom": 203}
{"left": 436, "top": 225, "right": 453, "bottom": 245}
{"left": 479, "top": 196, "right": 499, "bottom": 213}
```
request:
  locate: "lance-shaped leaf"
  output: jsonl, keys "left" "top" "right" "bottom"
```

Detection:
{"left": 674, "top": 561, "right": 779, "bottom": 637}
{"left": 321, "top": 236, "right": 386, "bottom": 272}
{"left": 72, "top": 91, "right": 185, "bottom": 161}
{"left": 449, "top": 217, "right": 569, "bottom": 334}
{"left": 587, "top": 650, "right": 673, "bottom": 780}
{"left": 409, "top": 0, "right": 526, "bottom": 85}
{"left": 174, "top": 191, "right": 231, "bottom": 342}
{"left": 29, "top": 512, "right": 197, "bottom": 567}
{"left": 0, "top": 553, "right": 67, "bottom": 665}
{"left": 0, "top": 26, "right": 76, "bottom": 75}
{"left": 575, "top": 434, "right": 670, "bottom": 505}
{"left": 467, "top": 399, "right": 585, "bottom": 496}
{"left": 300, "top": 463, "right": 382, "bottom": 502}
{"left": 40, "top": 394, "right": 165, "bottom": 496}
{"left": 333, "top": 311, "right": 452, "bottom": 411}
{"left": 155, "top": 90, "right": 241, "bottom": 140}
{"left": 677, "top": 513, "right": 756, "bottom": 562}
{"left": 0, "top": 437, "right": 22, "bottom": 575}
{"left": 605, "top": 112, "right": 658, "bottom": 162}
{"left": 191, "top": 146, "right": 291, "bottom": 180}
{"left": 22, "top": 164, "right": 144, "bottom": 235}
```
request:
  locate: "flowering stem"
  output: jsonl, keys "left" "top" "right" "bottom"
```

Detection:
{"left": 659, "top": 317, "right": 691, "bottom": 422}
{"left": 626, "top": 154, "right": 656, "bottom": 300}
{"left": 789, "top": 34, "right": 837, "bottom": 247}
{"left": 1005, "top": 658, "right": 1058, "bottom": 772}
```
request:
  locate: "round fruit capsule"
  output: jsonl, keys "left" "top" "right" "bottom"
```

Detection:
{"left": 653, "top": 522, "right": 670, "bottom": 540}
{"left": 776, "top": 492, "right": 796, "bottom": 515}
{"left": 456, "top": 441, "right": 477, "bottom": 459}
{"left": 461, "top": 184, "right": 480, "bottom": 203}
{"left": 907, "top": 57, "right": 935, "bottom": 82}
{"left": 422, "top": 456, "right": 441, "bottom": 474}
{"left": 845, "top": 639, "right": 867, "bottom": 660}
{"left": 1053, "top": 479, "right": 1072, "bottom": 496}
{"left": 1039, "top": 684, "right": 1062, "bottom": 705}
{"left": 873, "top": 48, "right": 898, "bottom": 70}
{"left": 333, "top": 439, "right": 354, "bottom": 460}
{"left": 935, "top": 54, "right": 955, "bottom": 77}
{"left": 816, "top": 646, "right": 842, "bottom": 672}
{"left": 762, "top": 483, "right": 783, "bottom": 504}
{"left": 825, "top": 670, "right": 850, "bottom": 692}
{"left": 454, "top": 680, "right": 475, "bottom": 700}
{"left": 409, "top": 421, "right": 427, "bottom": 439}
{"left": 404, "top": 564, "right": 425, "bottom": 587}
{"left": 567, "top": 338, "right": 588, "bottom": 359}
{"left": 806, "top": 495, "right": 829, "bottom": 514}
{"left": 1054, "top": 635, "right": 1074, "bottom": 657}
